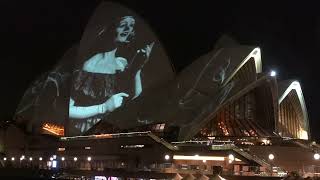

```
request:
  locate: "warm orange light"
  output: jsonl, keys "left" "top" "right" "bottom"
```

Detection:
{"left": 58, "top": 147, "right": 65, "bottom": 151}
{"left": 94, "top": 134, "right": 112, "bottom": 138}
{"left": 42, "top": 123, "right": 64, "bottom": 136}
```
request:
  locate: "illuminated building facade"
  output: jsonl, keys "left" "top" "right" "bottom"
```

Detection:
{"left": 277, "top": 80, "right": 309, "bottom": 139}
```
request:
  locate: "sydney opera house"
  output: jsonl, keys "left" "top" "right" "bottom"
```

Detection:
{"left": 1, "top": 1, "right": 319, "bottom": 179}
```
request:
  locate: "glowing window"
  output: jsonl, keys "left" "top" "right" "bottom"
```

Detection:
{"left": 42, "top": 123, "right": 64, "bottom": 136}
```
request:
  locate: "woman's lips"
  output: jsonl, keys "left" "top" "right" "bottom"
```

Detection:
{"left": 120, "top": 32, "right": 129, "bottom": 36}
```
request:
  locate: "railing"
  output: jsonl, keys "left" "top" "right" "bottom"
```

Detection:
{"left": 232, "top": 147, "right": 270, "bottom": 167}
{"left": 60, "top": 131, "right": 151, "bottom": 141}
{"left": 147, "top": 133, "right": 178, "bottom": 151}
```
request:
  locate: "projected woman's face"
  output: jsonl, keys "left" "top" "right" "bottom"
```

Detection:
{"left": 115, "top": 16, "right": 135, "bottom": 43}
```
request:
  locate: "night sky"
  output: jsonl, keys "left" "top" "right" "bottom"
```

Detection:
{"left": 1, "top": 1, "right": 319, "bottom": 139}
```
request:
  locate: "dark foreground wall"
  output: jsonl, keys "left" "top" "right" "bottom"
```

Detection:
{"left": 0, "top": 168, "right": 284, "bottom": 179}
{"left": 0, "top": 168, "right": 57, "bottom": 179}
{"left": 224, "top": 175, "right": 281, "bottom": 180}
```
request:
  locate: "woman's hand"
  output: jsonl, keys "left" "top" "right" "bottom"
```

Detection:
{"left": 103, "top": 92, "right": 129, "bottom": 112}
{"left": 139, "top": 42, "right": 154, "bottom": 59}
{"left": 69, "top": 93, "right": 128, "bottom": 119}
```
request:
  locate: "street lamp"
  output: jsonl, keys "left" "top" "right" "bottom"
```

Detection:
{"left": 268, "top": 154, "right": 275, "bottom": 160}
{"left": 228, "top": 154, "right": 235, "bottom": 161}
{"left": 228, "top": 154, "right": 235, "bottom": 164}
{"left": 314, "top": 153, "right": 320, "bottom": 160}
{"left": 270, "top": 70, "right": 277, "bottom": 77}
{"left": 268, "top": 154, "right": 275, "bottom": 176}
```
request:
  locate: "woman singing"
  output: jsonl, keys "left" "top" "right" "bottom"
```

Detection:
{"left": 69, "top": 15, "right": 154, "bottom": 133}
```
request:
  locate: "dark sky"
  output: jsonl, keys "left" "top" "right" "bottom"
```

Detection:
{"left": 1, "top": 1, "right": 319, "bottom": 139}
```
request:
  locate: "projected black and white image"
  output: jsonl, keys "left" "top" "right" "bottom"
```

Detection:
{"left": 14, "top": 2, "right": 175, "bottom": 136}
{"left": 69, "top": 15, "right": 155, "bottom": 133}
{"left": 14, "top": 45, "right": 75, "bottom": 135}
